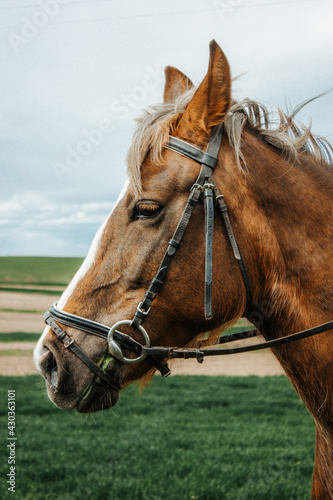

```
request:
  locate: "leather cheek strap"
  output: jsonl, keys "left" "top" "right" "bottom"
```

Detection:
{"left": 204, "top": 184, "right": 215, "bottom": 320}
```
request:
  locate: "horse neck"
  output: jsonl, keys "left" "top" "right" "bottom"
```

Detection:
{"left": 223, "top": 129, "right": 332, "bottom": 329}
{"left": 219, "top": 129, "right": 333, "bottom": 426}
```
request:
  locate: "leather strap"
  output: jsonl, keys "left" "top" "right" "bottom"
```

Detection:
{"left": 201, "top": 125, "right": 224, "bottom": 319}
{"left": 209, "top": 176, "right": 253, "bottom": 316}
{"left": 44, "top": 312, "right": 120, "bottom": 391}
{"left": 211, "top": 328, "right": 258, "bottom": 344}
{"left": 204, "top": 184, "right": 214, "bottom": 319}
{"left": 49, "top": 304, "right": 109, "bottom": 338}
{"left": 167, "top": 137, "right": 218, "bottom": 169}
{"left": 132, "top": 125, "right": 224, "bottom": 325}
{"left": 131, "top": 181, "right": 203, "bottom": 328}
{"left": 143, "top": 320, "right": 333, "bottom": 359}
{"left": 48, "top": 305, "right": 171, "bottom": 377}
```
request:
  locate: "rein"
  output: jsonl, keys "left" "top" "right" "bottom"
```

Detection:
{"left": 44, "top": 124, "right": 333, "bottom": 386}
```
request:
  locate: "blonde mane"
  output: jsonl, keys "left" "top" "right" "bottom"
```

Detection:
{"left": 126, "top": 87, "right": 333, "bottom": 192}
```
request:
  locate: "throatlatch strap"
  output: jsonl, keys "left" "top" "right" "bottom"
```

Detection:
{"left": 208, "top": 177, "right": 253, "bottom": 315}
{"left": 204, "top": 184, "right": 214, "bottom": 319}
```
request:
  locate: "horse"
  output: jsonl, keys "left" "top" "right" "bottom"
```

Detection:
{"left": 34, "top": 40, "right": 333, "bottom": 498}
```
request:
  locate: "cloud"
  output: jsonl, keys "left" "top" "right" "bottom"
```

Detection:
{"left": 1, "top": 0, "right": 332, "bottom": 256}
{"left": 0, "top": 192, "right": 114, "bottom": 256}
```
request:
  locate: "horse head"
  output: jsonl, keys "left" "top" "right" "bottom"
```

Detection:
{"left": 34, "top": 41, "right": 251, "bottom": 412}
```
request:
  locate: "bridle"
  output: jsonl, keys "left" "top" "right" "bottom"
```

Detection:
{"left": 44, "top": 124, "right": 333, "bottom": 390}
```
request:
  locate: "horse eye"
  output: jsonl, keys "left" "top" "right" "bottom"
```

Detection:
{"left": 133, "top": 201, "right": 162, "bottom": 220}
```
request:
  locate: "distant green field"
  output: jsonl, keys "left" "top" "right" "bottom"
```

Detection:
{"left": 0, "top": 332, "right": 40, "bottom": 342}
{"left": 0, "top": 375, "right": 315, "bottom": 500}
{"left": 0, "top": 287, "right": 62, "bottom": 295}
{"left": 0, "top": 257, "right": 83, "bottom": 286}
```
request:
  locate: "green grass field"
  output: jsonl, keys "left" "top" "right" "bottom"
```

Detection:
{"left": 0, "top": 257, "right": 83, "bottom": 286}
{"left": 0, "top": 332, "right": 41, "bottom": 342}
{"left": 0, "top": 257, "right": 315, "bottom": 499}
{"left": 0, "top": 287, "right": 62, "bottom": 295}
{"left": 0, "top": 375, "right": 315, "bottom": 500}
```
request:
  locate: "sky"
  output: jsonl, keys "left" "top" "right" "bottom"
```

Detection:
{"left": 0, "top": 0, "right": 332, "bottom": 257}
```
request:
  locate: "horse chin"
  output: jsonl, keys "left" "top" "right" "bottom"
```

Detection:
{"left": 75, "top": 380, "right": 119, "bottom": 413}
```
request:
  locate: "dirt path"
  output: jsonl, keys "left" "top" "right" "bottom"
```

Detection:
{"left": 0, "top": 312, "right": 46, "bottom": 333}
{"left": 0, "top": 342, "right": 36, "bottom": 350}
{"left": 169, "top": 350, "right": 284, "bottom": 376}
{"left": 0, "top": 292, "right": 59, "bottom": 311}
{"left": 0, "top": 292, "right": 60, "bottom": 333}
{"left": 0, "top": 356, "right": 38, "bottom": 376}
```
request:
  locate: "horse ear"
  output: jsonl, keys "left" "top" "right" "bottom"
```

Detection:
{"left": 176, "top": 40, "right": 231, "bottom": 142}
{"left": 163, "top": 66, "right": 193, "bottom": 103}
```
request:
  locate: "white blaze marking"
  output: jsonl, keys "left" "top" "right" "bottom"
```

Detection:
{"left": 33, "top": 179, "right": 129, "bottom": 371}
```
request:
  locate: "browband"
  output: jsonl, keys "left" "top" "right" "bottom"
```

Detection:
{"left": 167, "top": 136, "right": 219, "bottom": 169}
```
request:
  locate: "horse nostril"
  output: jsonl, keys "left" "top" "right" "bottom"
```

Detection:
{"left": 41, "top": 348, "right": 59, "bottom": 390}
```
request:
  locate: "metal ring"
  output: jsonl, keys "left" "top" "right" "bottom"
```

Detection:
{"left": 107, "top": 320, "right": 150, "bottom": 364}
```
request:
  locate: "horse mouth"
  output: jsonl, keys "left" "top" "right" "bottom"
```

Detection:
{"left": 75, "top": 377, "right": 119, "bottom": 413}
{"left": 37, "top": 339, "right": 120, "bottom": 413}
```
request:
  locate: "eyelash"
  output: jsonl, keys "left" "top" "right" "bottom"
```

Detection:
{"left": 131, "top": 201, "right": 163, "bottom": 220}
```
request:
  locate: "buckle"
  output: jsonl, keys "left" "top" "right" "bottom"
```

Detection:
{"left": 190, "top": 183, "right": 203, "bottom": 192}
{"left": 203, "top": 183, "right": 214, "bottom": 191}
{"left": 63, "top": 337, "right": 74, "bottom": 348}
{"left": 137, "top": 301, "right": 150, "bottom": 316}
{"left": 195, "top": 349, "right": 204, "bottom": 363}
